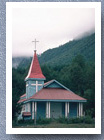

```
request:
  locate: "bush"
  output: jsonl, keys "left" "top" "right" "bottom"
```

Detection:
{"left": 57, "top": 117, "right": 68, "bottom": 123}
{"left": 56, "top": 116, "right": 95, "bottom": 124}
{"left": 84, "top": 116, "right": 95, "bottom": 124}
{"left": 69, "top": 117, "right": 82, "bottom": 124}
{"left": 37, "top": 118, "right": 52, "bottom": 124}
{"left": 18, "top": 119, "right": 34, "bottom": 124}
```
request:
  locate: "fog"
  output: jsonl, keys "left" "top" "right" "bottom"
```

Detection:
{"left": 12, "top": 7, "right": 95, "bottom": 57}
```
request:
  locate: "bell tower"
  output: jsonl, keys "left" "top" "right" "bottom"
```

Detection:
{"left": 25, "top": 39, "right": 46, "bottom": 99}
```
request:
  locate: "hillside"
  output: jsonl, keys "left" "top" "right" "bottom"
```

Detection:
{"left": 39, "top": 33, "right": 95, "bottom": 67}
{"left": 12, "top": 33, "right": 95, "bottom": 68}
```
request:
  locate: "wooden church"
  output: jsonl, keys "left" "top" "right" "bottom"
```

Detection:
{"left": 18, "top": 50, "right": 87, "bottom": 120}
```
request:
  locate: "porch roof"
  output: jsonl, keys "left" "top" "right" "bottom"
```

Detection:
{"left": 29, "top": 88, "right": 86, "bottom": 101}
{"left": 18, "top": 88, "right": 86, "bottom": 103}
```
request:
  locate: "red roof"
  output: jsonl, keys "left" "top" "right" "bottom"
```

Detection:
{"left": 18, "top": 98, "right": 26, "bottom": 104}
{"left": 22, "top": 112, "right": 31, "bottom": 116}
{"left": 25, "top": 51, "right": 45, "bottom": 80}
{"left": 28, "top": 88, "right": 86, "bottom": 101}
{"left": 20, "top": 93, "right": 26, "bottom": 98}
{"left": 44, "top": 80, "right": 54, "bottom": 86}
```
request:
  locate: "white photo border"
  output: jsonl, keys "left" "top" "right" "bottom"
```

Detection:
{"left": 6, "top": 2, "right": 101, "bottom": 134}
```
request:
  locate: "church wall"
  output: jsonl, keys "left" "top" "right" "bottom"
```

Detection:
{"left": 26, "top": 80, "right": 44, "bottom": 98}
{"left": 38, "top": 81, "right": 44, "bottom": 84}
{"left": 38, "top": 85, "right": 43, "bottom": 91}
{"left": 26, "top": 84, "right": 36, "bottom": 98}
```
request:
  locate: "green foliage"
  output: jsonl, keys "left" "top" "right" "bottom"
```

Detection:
{"left": 12, "top": 68, "right": 26, "bottom": 119}
{"left": 18, "top": 119, "right": 34, "bottom": 124}
{"left": 57, "top": 117, "right": 68, "bottom": 124}
{"left": 38, "top": 33, "right": 95, "bottom": 67}
{"left": 37, "top": 118, "right": 52, "bottom": 124}
{"left": 84, "top": 116, "right": 95, "bottom": 124}
{"left": 57, "top": 116, "right": 94, "bottom": 124}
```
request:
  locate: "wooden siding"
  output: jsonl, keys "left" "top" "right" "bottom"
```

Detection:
{"left": 26, "top": 80, "right": 44, "bottom": 98}
{"left": 45, "top": 82, "right": 63, "bottom": 88}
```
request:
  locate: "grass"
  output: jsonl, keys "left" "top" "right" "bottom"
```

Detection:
{"left": 13, "top": 119, "right": 95, "bottom": 128}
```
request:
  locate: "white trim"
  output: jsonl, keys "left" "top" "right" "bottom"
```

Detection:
{"left": 32, "top": 102, "right": 34, "bottom": 120}
{"left": 81, "top": 103, "right": 83, "bottom": 117}
{"left": 31, "top": 83, "right": 42, "bottom": 86}
{"left": 77, "top": 103, "right": 79, "bottom": 117}
{"left": 79, "top": 102, "right": 81, "bottom": 117}
{"left": 67, "top": 102, "right": 69, "bottom": 118}
{"left": 31, "top": 81, "right": 43, "bottom": 92}
{"left": 36, "top": 81, "right": 38, "bottom": 92}
{"left": 35, "top": 102, "right": 37, "bottom": 113}
{"left": 31, "top": 84, "right": 36, "bottom": 86}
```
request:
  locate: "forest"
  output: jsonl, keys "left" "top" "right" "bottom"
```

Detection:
{"left": 12, "top": 33, "right": 95, "bottom": 120}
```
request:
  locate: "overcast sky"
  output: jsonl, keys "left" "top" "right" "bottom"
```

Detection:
{"left": 12, "top": 8, "right": 95, "bottom": 57}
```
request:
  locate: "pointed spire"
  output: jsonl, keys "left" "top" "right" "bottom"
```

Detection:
{"left": 25, "top": 51, "right": 46, "bottom": 80}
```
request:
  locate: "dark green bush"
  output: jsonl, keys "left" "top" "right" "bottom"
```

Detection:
{"left": 57, "top": 117, "right": 68, "bottom": 123}
{"left": 84, "top": 116, "right": 95, "bottom": 124}
{"left": 18, "top": 119, "right": 34, "bottom": 124}
{"left": 37, "top": 118, "right": 52, "bottom": 124}
{"left": 56, "top": 116, "right": 94, "bottom": 124}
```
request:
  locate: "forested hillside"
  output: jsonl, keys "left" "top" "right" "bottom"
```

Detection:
{"left": 39, "top": 33, "right": 95, "bottom": 67}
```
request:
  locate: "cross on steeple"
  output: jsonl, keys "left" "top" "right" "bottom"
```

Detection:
{"left": 32, "top": 38, "right": 39, "bottom": 51}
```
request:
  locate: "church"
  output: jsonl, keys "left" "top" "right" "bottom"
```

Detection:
{"left": 18, "top": 49, "right": 87, "bottom": 120}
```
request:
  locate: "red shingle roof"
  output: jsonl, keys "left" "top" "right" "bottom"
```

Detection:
{"left": 18, "top": 98, "right": 26, "bottom": 104}
{"left": 20, "top": 93, "right": 26, "bottom": 98}
{"left": 28, "top": 88, "right": 86, "bottom": 101}
{"left": 25, "top": 51, "right": 45, "bottom": 80}
{"left": 44, "top": 80, "right": 54, "bottom": 86}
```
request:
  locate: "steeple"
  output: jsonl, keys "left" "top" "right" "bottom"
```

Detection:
{"left": 25, "top": 51, "right": 46, "bottom": 80}
{"left": 25, "top": 50, "right": 46, "bottom": 99}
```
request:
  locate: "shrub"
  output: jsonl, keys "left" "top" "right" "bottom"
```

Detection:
{"left": 57, "top": 117, "right": 67, "bottom": 123}
{"left": 84, "top": 116, "right": 95, "bottom": 124}
{"left": 56, "top": 116, "right": 95, "bottom": 124}
{"left": 37, "top": 118, "right": 52, "bottom": 124}
{"left": 18, "top": 119, "right": 34, "bottom": 124}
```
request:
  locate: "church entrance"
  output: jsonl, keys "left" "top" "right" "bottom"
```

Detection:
{"left": 50, "top": 102, "right": 62, "bottom": 118}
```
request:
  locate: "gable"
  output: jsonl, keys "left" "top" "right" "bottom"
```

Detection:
{"left": 45, "top": 81, "right": 63, "bottom": 89}
{"left": 44, "top": 79, "right": 71, "bottom": 91}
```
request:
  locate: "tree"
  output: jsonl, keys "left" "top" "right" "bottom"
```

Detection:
{"left": 69, "top": 55, "right": 86, "bottom": 96}
{"left": 12, "top": 68, "right": 25, "bottom": 120}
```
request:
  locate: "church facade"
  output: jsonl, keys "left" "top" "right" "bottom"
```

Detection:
{"left": 18, "top": 51, "right": 87, "bottom": 120}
